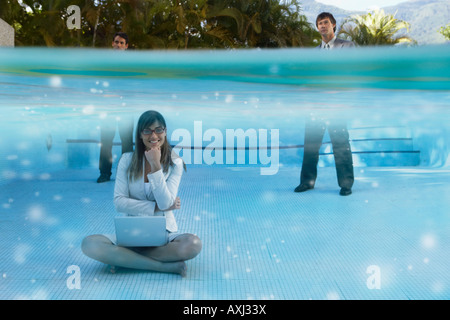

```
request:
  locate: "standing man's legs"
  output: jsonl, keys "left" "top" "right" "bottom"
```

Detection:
{"left": 98, "top": 118, "right": 115, "bottom": 183}
{"left": 118, "top": 114, "right": 134, "bottom": 154}
{"left": 328, "top": 121, "right": 354, "bottom": 195}
{"left": 295, "top": 119, "right": 326, "bottom": 192}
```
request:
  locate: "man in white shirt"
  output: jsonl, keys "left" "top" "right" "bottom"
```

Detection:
{"left": 294, "top": 12, "right": 354, "bottom": 196}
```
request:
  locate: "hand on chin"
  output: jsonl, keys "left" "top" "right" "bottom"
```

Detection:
{"left": 145, "top": 147, "right": 161, "bottom": 166}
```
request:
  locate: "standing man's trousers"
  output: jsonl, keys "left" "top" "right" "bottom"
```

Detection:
{"left": 300, "top": 118, "right": 354, "bottom": 189}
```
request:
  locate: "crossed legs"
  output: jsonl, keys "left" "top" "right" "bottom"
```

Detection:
{"left": 81, "top": 233, "right": 202, "bottom": 277}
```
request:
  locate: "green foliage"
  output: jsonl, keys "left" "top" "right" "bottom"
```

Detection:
{"left": 439, "top": 23, "right": 450, "bottom": 40}
{"left": 0, "top": 0, "right": 320, "bottom": 49}
{"left": 338, "top": 9, "right": 415, "bottom": 46}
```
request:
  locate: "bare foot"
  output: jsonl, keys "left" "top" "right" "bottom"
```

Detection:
{"left": 154, "top": 260, "right": 187, "bottom": 277}
{"left": 158, "top": 261, "right": 187, "bottom": 277}
{"left": 108, "top": 262, "right": 186, "bottom": 277}
{"left": 109, "top": 265, "right": 117, "bottom": 274}
{"left": 176, "top": 261, "right": 187, "bottom": 277}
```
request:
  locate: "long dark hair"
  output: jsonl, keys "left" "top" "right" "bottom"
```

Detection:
{"left": 128, "top": 110, "right": 175, "bottom": 181}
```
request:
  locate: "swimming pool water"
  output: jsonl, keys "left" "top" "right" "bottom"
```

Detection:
{"left": 1, "top": 46, "right": 449, "bottom": 181}
{"left": 0, "top": 46, "right": 449, "bottom": 300}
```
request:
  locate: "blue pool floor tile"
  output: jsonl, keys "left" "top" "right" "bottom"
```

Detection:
{"left": 0, "top": 165, "right": 449, "bottom": 300}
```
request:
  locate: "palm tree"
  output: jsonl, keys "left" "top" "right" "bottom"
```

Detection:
{"left": 439, "top": 23, "right": 450, "bottom": 40}
{"left": 338, "top": 9, "right": 415, "bottom": 46}
{"left": 205, "top": 0, "right": 319, "bottom": 48}
{"left": 1, "top": 0, "right": 318, "bottom": 49}
{"left": 255, "top": 0, "right": 320, "bottom": 47}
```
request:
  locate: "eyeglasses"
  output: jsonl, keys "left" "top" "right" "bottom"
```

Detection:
{"left": 142, "top": 127, "right": 165, "bottom": 135}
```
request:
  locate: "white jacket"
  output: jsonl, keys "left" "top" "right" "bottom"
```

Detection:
{"left": 113, "top": 152, "right": 183, "bottom": 233}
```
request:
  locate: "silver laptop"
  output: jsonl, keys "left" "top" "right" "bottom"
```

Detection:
{"left": 114, "top": 216, "right": 167, "bottom": 247}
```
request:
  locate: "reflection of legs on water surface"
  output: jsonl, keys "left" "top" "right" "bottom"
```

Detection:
{"left": 81, "top": 234, "right": 201, "bottom": 277}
